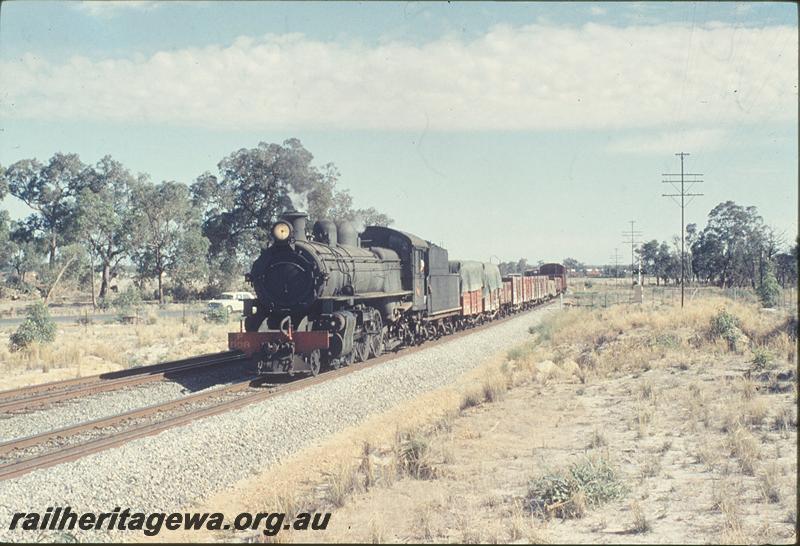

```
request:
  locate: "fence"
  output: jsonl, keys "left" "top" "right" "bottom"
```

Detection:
{"left": 569, "top": 284, "right": 797, "bottom": 311}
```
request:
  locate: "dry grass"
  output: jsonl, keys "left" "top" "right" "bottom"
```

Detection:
{"left": 734, "top": 376, "right": 758, "bottom": 400}
{"left": 459, "top": 387, "right": 484, "bottom": 411}
{"left": 726, "top": 426, "right": 761, "bottom": 475}
{"left": 1, "top": 317, "right": 231, "bottom": 390}
{"left": 507, "top": 500, "right": 529, "bottom": 542}
{"left": 412, "top": 504, "right": 437, "bottom": 541}
{"left": 773, "top": 406, "right": 796, "bottom": 436}
{"left": 325, "top": 461, "right": 363, "bottom": 508}
{"left": 367, "top": 517, "right": 386, "bottom": 544}
{"left": 529, "top": 297, "right": 793, "bottom": 382}
{"left": 629, "top": 501, "right": 651, "bottom": 533}
{"left": 695, "top": 439, "right": 722, "bottom": 471}
{"left": 710, "top": 480, "right": 749, "bottom": 542}
{"left": 639, "top": 455, "right": 662, "bottom": 481}
{"left": 588, "top": 428, "right": 607, "bottom": 449}
{"left": 394, "top": 430, "right": 439, "bottom": 480}
{"left": 635, "top": 402, "right": 654, "bottom": 438}
{"left": 481, "top": 371, "right": 508, "bottom": 402}
{"left": 758, "top": 462, "right": 783, "bottom": 503}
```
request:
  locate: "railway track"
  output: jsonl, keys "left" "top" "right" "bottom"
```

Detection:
{"left": 0, "top": 302, "right": 555, "bottom": 481}
{"left": 0, "top": 351, "right": 246, "bottom": 413}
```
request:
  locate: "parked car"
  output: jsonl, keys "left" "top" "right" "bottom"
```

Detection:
{"left": 207, "top": 291, "right": 254, "bottom": 315}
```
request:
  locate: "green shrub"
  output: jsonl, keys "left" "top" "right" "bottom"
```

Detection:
{"left": 507, "top": 345, "right": 529, "bottom": 361}
{"left": 110, "top": 287, "right": 144, "bottom": 323}
{"left": 757, "top": 269, "right": 781, "bottom": 308}
{"left": 708, "top": 309, "right": 744, "bottom": 350}
{"left": 394, "top": 432, "right": 437, "bottom": 480}
{"left": 9, "top": 301, "right": 57, "bottom": 352}
{"left": 526, "top": 457, "right": 626, "bottom": 519}
{"left": 529, "top": 317, "right": 557, "bottom": 342}
{"left": 751, "top": 347, "right": 773, "bottom": 371}
{"left": 651, "top": 332, "right": 680, "bottom": 348}
{"left": 113, "top": 286, "right": 143, "bottom": 311}
{"left": 204, "top": 306, "right": 230, "bottom": 323}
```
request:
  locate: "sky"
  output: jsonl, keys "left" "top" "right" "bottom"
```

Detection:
{"left": 1, "top": 1, "right": 797, "bottom": 265}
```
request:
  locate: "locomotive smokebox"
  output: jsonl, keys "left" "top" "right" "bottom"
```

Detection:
{"left": 282, "top": 211, "right": 308, "bottom": 241}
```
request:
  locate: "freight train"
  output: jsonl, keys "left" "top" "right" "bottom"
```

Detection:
{"left": 229, "top": 211, "right": 566, "bottom": 375}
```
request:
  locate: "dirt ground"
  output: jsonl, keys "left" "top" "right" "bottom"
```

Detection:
{"left": 302, "top": 356, "right": 796, "bottom": 543}
{"left": 153, "top": 296, "right": 796, "bottom": 544}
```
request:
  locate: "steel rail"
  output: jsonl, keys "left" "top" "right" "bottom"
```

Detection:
{"left": 0, "top": 378, "right": 260, "bottom": 457}
{"left": 0, "top": 351, "right": 245, "bottom": 413}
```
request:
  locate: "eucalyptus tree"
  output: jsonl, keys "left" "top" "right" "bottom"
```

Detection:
{"left": 4, "top": 153, "right": 88, "bottom": 267}
{"left": 132, "top": 180, "right": 209, "bottom": 303}
{"left": 75, "top": 156, "right": 138, "bottom": 300}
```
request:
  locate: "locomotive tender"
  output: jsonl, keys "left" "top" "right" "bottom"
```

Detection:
{"left": 229, "top": 211, "right": 566, "bottom": 375}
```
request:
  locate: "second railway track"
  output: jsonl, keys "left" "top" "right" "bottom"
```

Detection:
{"left": 0, "top": 351, "right": 246, "bottom": 413}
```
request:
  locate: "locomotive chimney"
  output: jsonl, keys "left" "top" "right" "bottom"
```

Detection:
{"left": 312, "top": 219, "right": 338, "bottom": 245}
{"left": 282, "top": 210, "right": 308, "bottom": 241}
{"left": 337, "top": 220, "right": 358, "bottom": 247}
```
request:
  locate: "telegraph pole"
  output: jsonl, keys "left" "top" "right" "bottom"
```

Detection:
{"left": 610, "top": 248, "right": 622, "bottom": 284}
{"left": 622, "top": 221, "right": 642, "bottom": 286}
{"left": 662, "top": 152, "right": 704, "bottom": 308}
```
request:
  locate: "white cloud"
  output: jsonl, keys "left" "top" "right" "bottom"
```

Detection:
{"left": 589, "top": 6, "right": 607, "bottom": 16}
{"left": 606, "top": 128, "right": 728, "bottom": 154}
{"left": 73, "top": 1, "right": 160, "bottom": 18}
{"left": 1, "top": 22, "right": 796, "bottom": 131}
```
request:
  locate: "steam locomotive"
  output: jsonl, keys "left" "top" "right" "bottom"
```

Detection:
{"left": 228, "top": 211, "right": 566, "bottom": 375}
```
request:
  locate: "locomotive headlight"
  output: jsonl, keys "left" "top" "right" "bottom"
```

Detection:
{"left": 272, "top": 221, "right": 292, "bottom": 242}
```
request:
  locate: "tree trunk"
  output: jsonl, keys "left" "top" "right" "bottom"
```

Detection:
{"left": 99, "top": 262, "right": 111, "bottom": 299}
{"left": 158, "top": 271, "right": 164, "bottom": 304}
{"left": 49, "top": 233, "right": 57, "bottom": 269}
{"left": 45, "top": 256, "right": 76, "bottom": 303}
{"left": 90, "top": 254, "right": 96, "bottom": 309}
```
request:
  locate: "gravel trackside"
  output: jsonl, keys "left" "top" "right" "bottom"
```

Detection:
{"left": 0, "top": 306, "right": 554, "bottom": 542}
{"left": 0, "top": 362, "right": 254, "bottom": 443}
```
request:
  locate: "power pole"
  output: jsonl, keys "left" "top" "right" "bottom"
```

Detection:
{"left": 662, "top": 152, "right": 704, "bottom": 308}
{"left": 610, "top": 248, "right": 622, "bottom": 284}
{"left": 622, "top": 220, "right": 642, "bottom": 286}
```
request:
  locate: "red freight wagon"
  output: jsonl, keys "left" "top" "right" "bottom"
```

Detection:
{"left": 502, "top": 280, "right": 512, "bottom": 306}
{"left": 522, "top": 276, "right": 532, "bottom": 303}
{"left": 464, "top": 289, "right": 482, "bottom": 315}
{"left": 449, "top": 260, "right": 485, "bottom": 316}
{"left": 504, "top": 275, "right": 523, "bottom": 305}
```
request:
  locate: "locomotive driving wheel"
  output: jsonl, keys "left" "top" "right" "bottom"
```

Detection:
{"left": 353, "top": 338, "right": 369, "bottom": 362}
{"left": 369, "top": 331, "right": 384, "bottom": 358}
{"left": 307, "top": 349, "right": 321, "bottom": 376}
